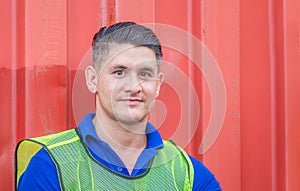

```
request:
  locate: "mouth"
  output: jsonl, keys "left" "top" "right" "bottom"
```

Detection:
{"left": 121, "top": 97, "right": 143, "bottom": 106}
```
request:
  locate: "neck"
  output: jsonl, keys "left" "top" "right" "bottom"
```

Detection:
{"left": 93, "top": 112, "right": 147, "bottom": 150}
{"left": 93, "top": 112, "right": 147, "bottom": 174}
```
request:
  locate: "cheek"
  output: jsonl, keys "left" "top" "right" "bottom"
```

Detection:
{"left": 96, "top": 78, "right": 112, "bottom": 97}
{"left": 97, "top": 79, "right": 122, "bottom": 99}
{"left": 143, "top": 82, "right": 159, "bottom": 97}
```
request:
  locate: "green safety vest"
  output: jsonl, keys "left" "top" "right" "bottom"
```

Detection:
{"left": 16, "top": 129, "right": 194, "bottom": 191}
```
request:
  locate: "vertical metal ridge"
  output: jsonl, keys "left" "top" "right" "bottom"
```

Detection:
{"left": 101, "top": 0, "right": 116, "bottom": 26}
{"left": 268, "top": 0, "right": 286, "bottom": 190}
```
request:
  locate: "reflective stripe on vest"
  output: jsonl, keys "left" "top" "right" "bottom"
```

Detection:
{"left": 16, "top": 129, "right": 194, "bottom": 191}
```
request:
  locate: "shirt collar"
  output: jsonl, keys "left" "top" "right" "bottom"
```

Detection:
{"left": 77, "top": 113, "right": 164, "bottom": 150}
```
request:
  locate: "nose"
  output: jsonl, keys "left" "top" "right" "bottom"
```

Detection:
{"left": 124, "top": 74, "right": 143, "bottom": 94}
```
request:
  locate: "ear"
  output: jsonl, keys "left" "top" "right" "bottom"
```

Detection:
{"left": 85, "top": 66, "right": 98, "bottom": 93}
{"left": 155, "top": 72, "right": 164, "bottom": 97}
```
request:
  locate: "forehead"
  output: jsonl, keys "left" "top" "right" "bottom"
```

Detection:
{"left": 103, "top": 44, "right": 157, "bottom": 69}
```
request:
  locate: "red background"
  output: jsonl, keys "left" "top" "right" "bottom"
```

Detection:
{"left": 1, "top": 0, "right": 299, "bottom": 190}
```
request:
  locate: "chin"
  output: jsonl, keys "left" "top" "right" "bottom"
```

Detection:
{"left": 115, "top": 113, "right": 148, "bottom": 125}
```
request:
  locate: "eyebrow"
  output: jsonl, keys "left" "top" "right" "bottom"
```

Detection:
{"left": 112, "top": 64, "right": 128, "bottom": 69}
{"left": 139, "top": 66, "right": 155, "bottom": 73}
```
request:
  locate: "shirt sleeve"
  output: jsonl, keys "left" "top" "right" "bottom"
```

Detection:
{"left": 17, "top": 148, "right": 61, "bottom": 191}
{"left": 189, "top": 155, "right": 222, "bottom": 191}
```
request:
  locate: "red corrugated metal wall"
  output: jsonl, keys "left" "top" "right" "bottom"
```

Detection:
{"left": 1, "top": 0, "right": 299, "bottom": 190}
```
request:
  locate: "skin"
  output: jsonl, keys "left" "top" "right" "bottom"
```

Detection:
{"left": 85, "top": 44, "right": 164, "bottom": 173}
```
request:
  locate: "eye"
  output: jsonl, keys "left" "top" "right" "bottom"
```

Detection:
{"left": 139, "top": 71, "right": 152, "bottom": 79}
{"left": 113, "top": 70, "right": 126, "bottom": 77}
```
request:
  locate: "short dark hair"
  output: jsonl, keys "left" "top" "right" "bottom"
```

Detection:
{"left": 92, "top": 22, "right": 162, "bottom": 70}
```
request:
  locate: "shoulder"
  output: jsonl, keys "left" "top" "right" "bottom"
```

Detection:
{"left": 188, "top": 155, "right": 222, "bottom": 191}
{"left": 16, "top": 129, "right": 78, "bottom": 191}
{"left": 17, "top": 148, "right": 60, "bottom": 190}
{"left": 161, "top": 141, "right": 221, "bottom": 190}
{"left": 31, "top": 129, "right": 78, "bottom": 146}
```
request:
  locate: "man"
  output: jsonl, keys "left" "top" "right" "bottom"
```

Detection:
{"left": 16, "top": 22, "right": 221, "bottom": 190}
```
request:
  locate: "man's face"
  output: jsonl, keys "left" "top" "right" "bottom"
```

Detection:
{"left": 95, "top": 45, "right": 163, "bottom": 126}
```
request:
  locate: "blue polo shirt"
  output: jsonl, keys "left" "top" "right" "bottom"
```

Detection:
{"left": 18, "top": 113, "right": 221, "bottom": 190}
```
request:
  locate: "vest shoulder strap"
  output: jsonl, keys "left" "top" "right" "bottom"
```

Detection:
{"left": 161, "top": 140, "right": 195, "bottom": 189}
{"left": 15, "top": 129, "right": 78, "bottom": 190}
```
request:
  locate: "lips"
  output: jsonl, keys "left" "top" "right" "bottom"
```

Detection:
{"left": 121, "top": 97, "right": 143, "bottom": 105}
